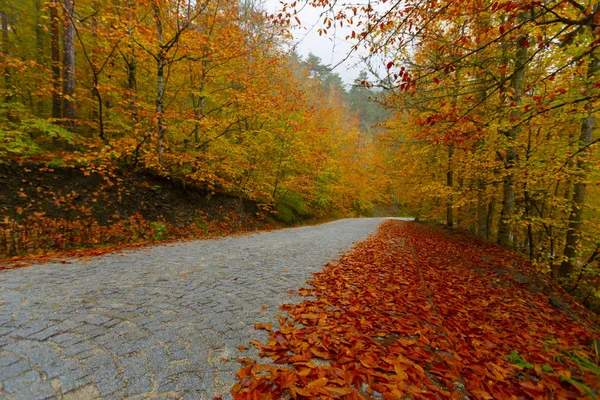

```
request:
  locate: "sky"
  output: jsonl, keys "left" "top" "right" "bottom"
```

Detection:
{"left": 262, "top": 0, "right": 371, "bottom": 85}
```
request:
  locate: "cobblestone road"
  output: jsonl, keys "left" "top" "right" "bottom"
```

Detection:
{"left": 0, "top": 218, "right": 387, "bottom": 399}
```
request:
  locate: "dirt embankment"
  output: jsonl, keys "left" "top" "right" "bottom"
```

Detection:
{"left": 0, "top": 162, "right": 278, "bottom": 259}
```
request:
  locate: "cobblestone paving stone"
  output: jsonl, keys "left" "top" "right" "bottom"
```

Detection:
{"left": 0, "top": 218, "right": 387, "bottom": 399}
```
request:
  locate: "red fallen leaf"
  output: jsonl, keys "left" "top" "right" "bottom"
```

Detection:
{"left": 485, "top": 362, "right": 510, "bottom": 381}
{"left": 273, "top": 355, "right": 288, "bottom": 364}
{"left": 253, "top": 323, "right": 272, "bottom": 331}
{"left": 233, "top": 221, "right": 599, "bottom": 399}
{"left": 359, "top": 357, "right": 378, "bottom": 369}
{"left": 325, "top": 386, "right": 353, "bottom": 396}
{"left": 393, "top": 364, "right": 408, "bottom": 380}
{"left": 386, "top": 61, "right": 394, "bottom": 69}
{"left": 290, "top": 386, "right": 312, "bottom": 396}
{"left": 470, "top": 389, "right": 494, "bottom": 399}
{"left": 307, "top": 377, "right": 328, "bottom": 388}
{"left": 249, "top": 340, "right": 265, "bottom": 351}
{"left": 237, "top": 345, "right": 248, "bottom": 352}
{"left": 387, "top": 385, "right": 404, "bottom": 398}
{"left": 275, "top": 333, "right": 288, "bottom": 346}
{"left": 289, "top": 354, "right": 310, "bottom": 363}
{"left": 311, "top": 348, "right": 329, "bottom": 359}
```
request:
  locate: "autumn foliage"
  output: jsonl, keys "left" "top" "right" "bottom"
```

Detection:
{"left": 0, "top": 0, "right": 390, "bottom": 258}
{"left": 232, "top": 220, "right": 599, "bottom": 399}
{"left": 273, "top": 0, "right": 600, "bottom": 310}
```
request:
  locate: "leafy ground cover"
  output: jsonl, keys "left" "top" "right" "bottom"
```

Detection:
{"left": 232, "top": 220, "right": 600, "bottom": 399}
{"left": 0, "top": 162, "right": 278, "bottom": 266}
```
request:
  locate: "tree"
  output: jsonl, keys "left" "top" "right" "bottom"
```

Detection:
{"left": 295, "top": 0, "right": 599, "bottom": 295}
{"left": 1, "top": 3, "right": 13, "bottom": 105}
{"left": 560, "top": 44, "right": 600, "bottom": 277}
{"left": 498, "top": 20, "right": 529, "bottom": 247}
{"left": 50, "top": 0, "right": 62, "bottom": 120}
{"left": 62, "top": 0, "right": 76, "bottom": 127}
{"left": 347, "top": 71, "right": 389, "bottom": 136}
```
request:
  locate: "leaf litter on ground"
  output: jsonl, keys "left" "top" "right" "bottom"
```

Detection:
{"left": 231, "top": 220, "right": 600, "bottom": 399}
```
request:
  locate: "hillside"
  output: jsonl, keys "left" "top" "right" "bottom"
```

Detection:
{"left": 0, "top": 161, "right": 277, "bottom": 260}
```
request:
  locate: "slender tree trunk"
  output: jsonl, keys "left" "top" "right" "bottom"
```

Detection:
{"left": 35, "top": 0, "right": 46, "bottom": 116}
{"left": 446, "top": 143, "right": 454, "bottom": 228}
{"left": 563, "top": 130, "right": 576, "bottom": 201}
{"left": 486, "top": 194, "right": 496, "bottom": 240}
{"left": 91, "top": 83, "right": 105, "bottom": 140}
{"left": 272, "top": 137, "right": 287, "bottom": 200}
{"left": 126, "top": 59, "right": 136, "bottom": 97}
{"left": 129, "top": 51, "right": 149, "bottom": 173}
{"left": 477, "top": 191, "right": 488, "bottom": 240}
{"left": 62, "top": 0, "right": 76, "bottom": 127}
{"left": 153, "top": 5, "right": 166, "bottom": 166}
{"left": 1, "top": 8, "right": 13, "bottom": 104}
{"left": 523, "top": 126, "right": 535, "bottom": 260}
{"left": 498, "top": 33, "right": 528, "bottom": 247}
{"left": 126, "top": 53, "right": 137, "bottom": 123}
{"left": 156, "top": 63, "right": 166, "bottom": 159}
{"left": 560, "top": 48, "right": 600, "bottom": 278}
{"left": 50, "top": 0, "right": 61, "bottom": 120}
{"left": 445, "top": 70, "right": 463, "bottom": 229}
{"left": 157, "top": 58, "right": 165, "bottom": 165}
{"left": 193, "top": 64, "right": 207, "bottom": 147}
{"left": 35, "top": 1, "right": 44, "bottom": 61}
{"left": 125, "top": 2, "right": 138, "bottom": 130}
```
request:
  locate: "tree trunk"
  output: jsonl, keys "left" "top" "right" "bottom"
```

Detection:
{"left": 50, "top": 0, "right": 61, "bottom": 120}
{"left": 126, "top": 53, "right": 137, "bottom": 123}
{"left": 92, "top": 84, "right": 105, "bottom": 140}
{"left": 272, "top": 136, "right": 287, "bottom": 201}
{"left": 477, "top": 185, "right": 488, "bottom": 239}
{"left": 446, "top": 143, "right": 454, "bottom": 228}
{"left": 193, "top": 66, "right": 207, "bottom": 147}
{"left": 1, "top": 7, "right": 13, "bottom": 104}
{"left": 34, "top": 0, "right": 46, "bottom": 116}
{"left": 62, "top": 0, "right": 76, "bottom": 127}
{"left": 486, "top": 194, "right": 496, "bottom": 240}
{"left": 498, "top": 33, "right": 527, "bottom": 247}
{"left": 157, "top": 57, "right": 165, "bottom": 165}
{"left": 125, "top": 1, "right": 137, "bottom": 127}
{"left": 154, "top": 5, "right": 166, "bottom": 166}
{"left": 560, "top": 48, "right": 600, "bottom": 278}
{"left": 35, "top": 0, "right": 44, "bottom": 62}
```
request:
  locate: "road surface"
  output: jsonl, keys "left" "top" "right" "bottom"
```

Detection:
{"left": 0, "top": 218, "right": 393, "bottom": 399}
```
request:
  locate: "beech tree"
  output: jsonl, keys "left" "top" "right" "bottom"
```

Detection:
{"left": 50, "top": 0, "right": 62, "bottom": 120}
{"left": 62, "top": 0, "right": 76, "bottom": 126}
{"left": 0, "top": 0, "right": 389, "bottom": 257}
{"left": 285, "top": 0, "right": 599, "bottom": 304}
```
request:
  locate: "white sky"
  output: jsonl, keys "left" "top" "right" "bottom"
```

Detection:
{"left": 262, "top": 0, "right": 370, "bottom": 85}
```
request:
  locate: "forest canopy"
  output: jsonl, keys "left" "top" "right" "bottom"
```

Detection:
{"left": 288, "top": 0, "right": 600, "bottom": 308}
{"left": 0, "top": 0, "right": 390, "bottom": 221}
